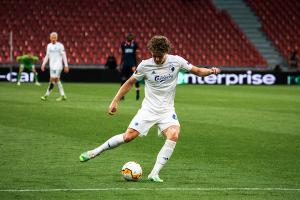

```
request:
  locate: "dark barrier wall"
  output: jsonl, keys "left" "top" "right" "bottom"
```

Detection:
{"left": 1, "top": 67, "right": 300, "bottom": 85}
{"left": 0, "top": 67, "right": 120, "bottom": 83}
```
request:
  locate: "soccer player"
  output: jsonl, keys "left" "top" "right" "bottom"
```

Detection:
{"left": 16, "top": 53, "right": 40, "bottom": 86}
{"left": 79, "top": 35, "right": 221, "bottom": 182}
{"left": 120, "top": 33, "right": 140, "bottom": 100}
{"left": 40, "top": 32, "right": 69, "bottom": 101}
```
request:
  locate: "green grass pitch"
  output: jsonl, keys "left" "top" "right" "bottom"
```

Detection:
{"left": 0, "top": 82, "right": 300, "bottom": 199}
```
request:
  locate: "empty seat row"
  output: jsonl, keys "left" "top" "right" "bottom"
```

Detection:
{"left": 247, "top": 0, "right": 300, "bottom": 60}
{"left": 0, "top": 0, "right": 267, "bottom": 67}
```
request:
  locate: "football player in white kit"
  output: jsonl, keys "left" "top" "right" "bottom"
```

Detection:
{"left": 80, "top": 36, "right": 221, "bottom": 182}
{"left": 41, "top": 32, "right": 69, "bottom": 101}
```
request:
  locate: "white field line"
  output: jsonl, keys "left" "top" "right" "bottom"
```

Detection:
{"left": 0, "top": 187, "right": 300, "bottom": 192}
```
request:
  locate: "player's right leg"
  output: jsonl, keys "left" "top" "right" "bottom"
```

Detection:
{"left": 120, "top": 75, "right": 127, "bottom": 100}
{"left": 17, "top": 64, "right": 24, "bottom": 85}
{"left": 41, "top": 77, "right": 56, "bottom": 101}
{"left": 32, "top": 66, "right": 40, "bottom": 86}
{"left": 79, "top": 128, "right": 139, "bottom": 162}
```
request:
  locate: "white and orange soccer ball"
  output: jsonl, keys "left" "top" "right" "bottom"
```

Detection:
{"left": 121, "top": 161, "right": 142, "bottom": 181}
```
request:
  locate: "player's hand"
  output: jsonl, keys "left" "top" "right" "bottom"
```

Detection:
{"left": 64, "top": 67, "right": 69, "bottom": 73}
{"left": 131, "top": 66, "right": 136, "bottom": 72}
{"left": 116, "top": 65, "right": 121, "bottom": 73}
{"left": 108, "top": 101, "right": 118, "bottom": 115}
{"left": 211, "top": 67, "right": 221, "bottom": 75}
{"left": 41, "top": 65, "right": 45, "bottom": 72}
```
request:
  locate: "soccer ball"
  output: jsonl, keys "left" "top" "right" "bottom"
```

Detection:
{"left": 121, "top": 161, "right": 142, "bottom": 181}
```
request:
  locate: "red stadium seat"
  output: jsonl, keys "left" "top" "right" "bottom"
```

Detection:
{"left": 247, "top": 0, "right": 300, "bottom": 60}
{"left": 0, "top": 0, "right": 267, "bottom": 66}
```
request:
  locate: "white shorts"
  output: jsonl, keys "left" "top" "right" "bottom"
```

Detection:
{"left": 128, "top": 108, "right": 180, "bottom": 137}
{"left": 50, "top": 69, "right": 62, "bottom": 78}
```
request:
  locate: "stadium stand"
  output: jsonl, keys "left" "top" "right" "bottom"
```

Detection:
{"left": 246, "top": 0, "right": 300, "bottom": 61}
{"left": 0, "top": 0, "right": 267, "bottom": 67}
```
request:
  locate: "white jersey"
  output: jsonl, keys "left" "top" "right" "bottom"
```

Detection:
{"left": 42, "top": 42, "right": 68, "bottom": 70}
{"left": 132, "top": 54, "right": 193, "bottom": 113}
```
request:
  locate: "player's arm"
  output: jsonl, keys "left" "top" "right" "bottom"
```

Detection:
{"left": 108, "top": 76, "right": 137, "bottom": 115}
{"left": 33, "top": 56, "right": 39, "bottom": 63}
{"left": 61, "top": 44, "right": 69, "bottom": 73}
{"left": 132, "top": 44, "right": 140, "bottom": 72}
{"left": 41, "top": 46, "right": 49, "bottom": 71}
{"left": 190, "top": 66, "right": 220, "bottom": 77}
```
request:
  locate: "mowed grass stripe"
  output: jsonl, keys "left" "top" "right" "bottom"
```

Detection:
{"left": 0, "top": 83, "right": 299, "bottom": 200}
{"left": 1, "top": 187, "right": 300, "bottom": 192}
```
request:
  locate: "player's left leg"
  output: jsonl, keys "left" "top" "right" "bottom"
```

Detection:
{"left": 148, "top": 125, "right": 180, "bottom": 183}
{"left": 56, "top": 79, "right": 67, "bottom": 101}
{"left": 55, "top": 70, "right": 67, "bottom": 101}
{"left": 17, "top": 64, "right": 24, "bottom": 85}
{"left": 135, "top": 81, "right": 140, "bottom": 100}
{"left": 120, "top": 69, "right": 131, "bottom": 100}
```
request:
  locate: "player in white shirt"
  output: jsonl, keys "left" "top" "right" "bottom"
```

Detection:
{"left": 41, "top": 32, "right": 69, "bottom": 101}
{"left": 79, "top": 36, "right": 221, "bottom": 182}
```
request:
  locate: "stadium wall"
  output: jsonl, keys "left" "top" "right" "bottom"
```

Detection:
{"left": 0, "top": 66, "right": 299, "bottom": 85}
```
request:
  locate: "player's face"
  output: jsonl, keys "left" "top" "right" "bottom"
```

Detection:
{"left": 50, "top": 35, "right": 58, "bottom": 43}
{"left": 152, "top": 52, "right": 167, "bottom": 65}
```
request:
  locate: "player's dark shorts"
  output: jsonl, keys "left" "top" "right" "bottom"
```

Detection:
{"left": 121, "top": 67, "right": 133, "bottom": 80}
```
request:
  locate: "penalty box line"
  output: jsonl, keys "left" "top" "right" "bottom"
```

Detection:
{"left": 1, "top": 188, "right": 300, "bottom": 192}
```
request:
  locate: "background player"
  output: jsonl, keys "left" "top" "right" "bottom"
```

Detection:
{"left": 16, "top": 53, "right": 40, "bottom": 86}
{"left": 120, "top": 32, "right": 140, "bottom": 100}
{"left": 80, "top": 35, "right": 221, "bottom": 182}
{"left": 40, "top": 32, "right": 69, "bottom": 101}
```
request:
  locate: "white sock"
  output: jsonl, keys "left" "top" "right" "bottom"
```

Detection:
{"left": 149, "top": 139, "right": 176, "bottom": 177}
{"left": 57, "top": 81, "right": 65, "bottom": 96}
{"left": 91, "top": 134, "right": 125, "bottom": 157}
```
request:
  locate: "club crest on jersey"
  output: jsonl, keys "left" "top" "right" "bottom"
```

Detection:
{"left": 169, "top": 64, "right": 175, "bottom": 72}
{"left": 172, "top": 114, "right": 177, "bottom": 120}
